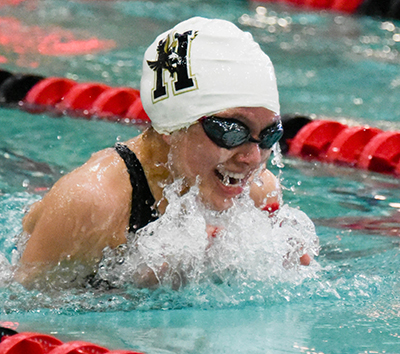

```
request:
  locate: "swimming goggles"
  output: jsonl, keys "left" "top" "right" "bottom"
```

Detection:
{"left": 200, "top": 116, "right": 283, "bottom": 150}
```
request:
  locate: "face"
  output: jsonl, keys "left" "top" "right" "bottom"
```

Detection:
{"left": 164, "top": 107, "right": 280, "bottom": 211}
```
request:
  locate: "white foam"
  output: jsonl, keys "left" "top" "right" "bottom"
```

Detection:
{"left": 0, "top": 253, "right": 11, "bottom": 287}
{"left": 97, "top": 180, "right": 320, "bottom": 289}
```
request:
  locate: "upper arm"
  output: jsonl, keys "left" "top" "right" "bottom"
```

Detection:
{"left": 15, "top": 149, "right": 132, "bottom": 287}
{"left": 249, "top": 169, "right": 281, "bottom": 209}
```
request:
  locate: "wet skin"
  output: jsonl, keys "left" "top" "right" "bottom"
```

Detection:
{"left": 164, "top": 107, "right": 280, "bottom": 211}
{"left": 15, "top": 107, "right": 285, "bottom": 289}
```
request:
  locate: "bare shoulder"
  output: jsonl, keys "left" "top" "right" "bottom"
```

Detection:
{"left": 19, "top": 147, "right": 132, "bottom": 272}
{"left": 25, "top": 147, "right": 131, "bottom": 228}
{"left": 249, "top": 169, "right": 281, "bottom": 209}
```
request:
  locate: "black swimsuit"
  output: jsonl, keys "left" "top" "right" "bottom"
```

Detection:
{"left": 115, "top": 143, "right": 158, "bottom": 233}
{"left": 88, "top": 143, "right": 158, "bottom": 288}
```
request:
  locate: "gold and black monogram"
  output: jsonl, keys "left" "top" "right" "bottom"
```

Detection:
{"left": 147, "top": 30, "right": 198, "bottom": 102}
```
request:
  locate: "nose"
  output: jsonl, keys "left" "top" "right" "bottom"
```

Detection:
{"left": 235, "top": 142, "right": 266, "bottom": 166}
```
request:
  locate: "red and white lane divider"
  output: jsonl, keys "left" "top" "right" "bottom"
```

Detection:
{"left": 0, "top": 327, "right": 144, "bottom": 354}
{"left": 2, "top": 68, "right": 400, "bottom": 177}
{"left": 248, "top": 0, "right": 364, "bottom": 14}
{"left": 0, "top": 69, "right": 150, "bottom": 125}
{"left": 283, "top": 115, "right": 400, "bottom": 176}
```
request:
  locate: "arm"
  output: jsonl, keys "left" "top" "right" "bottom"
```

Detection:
{"left": 249, "top": 168, "right": 311, "bottom": 266}
{"left": 249, "top": 168, "right": 281, "bottom": 210}
{"left": 14, "top": 149, "right": 131, "bottom": 289}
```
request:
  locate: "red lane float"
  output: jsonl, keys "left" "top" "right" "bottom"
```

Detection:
{"left": 3, "top": 68, "right": 400, "bottom": 178}
{"left": 108, "top": 351, "right": 144, "bottom": 354}
{"left": 288, "top": 120, "right": 346, "bottom": 160}
{"left": 0, "top": 332, "right": 63, "bottom": 354}
{"left": 250, "top": 0, "right": 365, "bottom": 14}
{"left": 0, "top": 69, "right": 149, "bottom": 124}
{"left": 304, "top": 0, "right": 333, "bottom": 10}
{"left": 0, "top": 69, "right": 151, "bottom": 124}
{"left": 358, "top": 131, "right": 400, "bottom": 173}
{"left": 24, "top": 77, "right": 77, "bottom": 113}
{"left": 287, "top": 118, "right": 400, "bottom": 177}
{"left": 0, "top": 330, "right": 144, "bottom": 354}
{"left": 330, "top": 0, "right": 364, "bottom": 13}
{"left": 46, "top": 341, "right": 109, "bottom": 354}
{"left": 326, "top": 126, "right": 382, "bottom": 165}
{"left": 22, "top": 78, "right": 149, "bottom": 123}
{"left": 56, "top": 82, "right": 110, "bottom": 117}
{"left": 125, "top": 98, "right": 148, "bottom": 122}
{"left": 91, "top": 87, "right": 140, "bottom": 121}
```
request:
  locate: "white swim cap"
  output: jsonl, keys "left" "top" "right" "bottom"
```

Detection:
{"left": 140, "top": 17, "right": 280, "bottom": 134}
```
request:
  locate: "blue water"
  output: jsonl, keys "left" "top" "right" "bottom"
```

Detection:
{"left": 1, "top": 1, "right": 400, "bottom": 353}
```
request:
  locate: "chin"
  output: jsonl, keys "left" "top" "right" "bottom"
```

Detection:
{"left": 202, "top": 195, "right": 234, "bottom": 212}
{"left": 198, "top": 181, "right": 243, "bottom": 212}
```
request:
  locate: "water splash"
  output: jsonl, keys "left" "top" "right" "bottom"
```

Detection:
{"left": 0, "top": 182, "right": 321, "bottom": 312}
{"left": 0, "top": 253, "right": 11, "bottom": 288}
{"left": 97, "top": 180, "right": 320, "bottom": 291}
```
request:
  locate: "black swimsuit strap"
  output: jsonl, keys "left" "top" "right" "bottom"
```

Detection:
{"left": 115, "top": 143, "right": 158, "bottom": 233}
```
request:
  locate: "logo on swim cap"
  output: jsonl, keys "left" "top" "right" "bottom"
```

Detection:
{"left": 147, "top": 30, "right": 198, "bottom": 103}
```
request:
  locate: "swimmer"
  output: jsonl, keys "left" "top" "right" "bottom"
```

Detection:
{"left": 14, "top": 17, "right": 310, "bottom": 290}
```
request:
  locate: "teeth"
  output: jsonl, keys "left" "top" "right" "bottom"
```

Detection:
{"left": 222, "top": 174, "right": 230, "bottom": 186}
{"left": 228, "top": 172, "right": 246, "bottom": 179}
{"left": 216, "top": 166, "right": 246, "bottom": 186}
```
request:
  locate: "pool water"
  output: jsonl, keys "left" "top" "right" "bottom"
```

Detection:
{"left": 1, "top": 1, "right": 400, "bottom": 353}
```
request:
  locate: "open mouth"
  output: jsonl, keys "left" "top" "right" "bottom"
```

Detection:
{"left": 215, "top": 166, "right": 247, "bottom": 187}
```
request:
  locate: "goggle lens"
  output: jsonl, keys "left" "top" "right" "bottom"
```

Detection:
{"left": 201, "top": 116, "right": 283, "bottom": 150}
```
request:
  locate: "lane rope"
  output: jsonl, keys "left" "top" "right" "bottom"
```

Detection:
{"left": 247, "top": 0, "right": 400, "bottom": 20}
{"left": 0, "top": 327, "right": 144, "bottom": 354}
{"left": 282, "top": 114, "right": 400, "bottom": 177}
{"left": 2, "top": 68, "right": 400, "bottom": 177}
{"left": 248, "top": 0, "right": 365, "bottom": 15}
{"left": 0, "top": 69, "right": 150, "bottom": 126}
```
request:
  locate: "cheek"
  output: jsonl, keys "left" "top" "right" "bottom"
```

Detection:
{"left": 167, "top": 137, "right": 209, "bottom": 178}
{"left": 262, "top": 150, "right": 272, "bottom": 162}
{"left": 255, "top": 148, "right": 272, "bottom": 167}
{"left": 181, "top": 144, "right": 226, "bottom": 182}
{"left": 187, "top": 142, "right": 219, "bottom": 174}
{"left": 167, "top": 126, "right": 233, "bottom": 180}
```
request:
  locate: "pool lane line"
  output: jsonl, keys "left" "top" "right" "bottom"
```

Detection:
{"left": 249, "top": 0, "right": 363, "bottom": 14}
{"left": 2, "top": 68, "right": 400, "bottom": 177}
{"left": 282, "top": 114, "right": 400, "bottom": 177}
{"left": 249, "top": 0, "right": 400, "bottom": 21}
{"left": 0, "top": 326, "right": 144, "bottom": 354}
{"left": 0, "top": 69, "right": 151, "bottom": 126}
